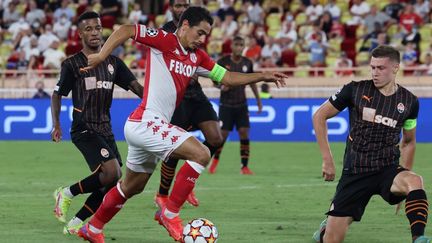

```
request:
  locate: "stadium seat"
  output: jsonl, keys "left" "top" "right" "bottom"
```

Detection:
{"left": 328, "top": 38, "right": 342, "bottom": 52}
{"left": 295, "top": 52, "right": 309, "bottom": 66}
{"left": 294, "top": 65, "right": 309, "bottom": 77}
{"left": 295, "top": 13, "right": 307, "bottom": 26}
{"left": 386, "top": 25, "right": 399, "bottom": 38}
{"left": 281, "top": 49, "right": 297, "bottom": 67}
{"left": 419, "top": 25, "right": 432, "bottom": 41}
{"left": 266, "top": 13, "right": 282, "bottom": 38}
{"left": 356, "top": 52, "right": 370, "bottom": 66}
{"left": 298, "top": 25, "right": 312, "bottom": 39}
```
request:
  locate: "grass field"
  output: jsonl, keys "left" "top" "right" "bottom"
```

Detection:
{"left": 1, "top": 141, "right": 432, "bottom": 243}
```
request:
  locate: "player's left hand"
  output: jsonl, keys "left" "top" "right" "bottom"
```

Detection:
{"left": 80, "top": 53, "right": 104, "bottom": 72}
{"left": 262, "top": 72, "right": 287, "bottom": 88}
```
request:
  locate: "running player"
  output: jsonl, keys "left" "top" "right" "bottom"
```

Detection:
{"left": 76, "top": 6, "right": 287, "bottom": 242}
{"left": 51, "top": 11, "right": 143, "bottom": 235}
{"left": 209, "top": 36, "right": 262, "bottom": 175}
{"left": 154, "top": 0, "right": 223, "bottom": 209}
{"left": 312, "top": 45, "right": 431, "bottom": 243}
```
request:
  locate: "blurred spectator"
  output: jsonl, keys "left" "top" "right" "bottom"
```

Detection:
{"left": 100, "top": 0, "right": 119, "bottom": 17}
{"left": 43, "top": 40, "right": 66, "bottom": 69}
{"left": 246, "top": 0, "right": 264, "bottom": 25}
{"left": 38, "top": 24, "right": 60, "bottom": 53}
{"left": 207, "top": 16, "right": 224, "bottom": 59}
{"left": 383, "top": 0, "right": 404, "bottom": 21}
{"left": 33, "top": 81, "right": 50, "bottom": 99}
{"left": 128, "top": 3, "right": 147, "bottom": 24}
{"left": 335, "top": 51, "right": 354, "bottom": 77}
{"left": 16, "top": 50, "right": 29, "bottom": 73}
{"left": 26, "top": 0, "right": 46, "bottom": 24}
{"left": 304, "top": 22, "right": 327, "bottom": 45}
{"left": 259, "top": 83, "right": 272, "bottom": 99}
{"left": 275, "top": 19, "right": 297, "bottom": 50}
{"left": 254, "top": 24, "right": 266, "bottom": 46}
{"left": 348, "top": 0, "right": 370, "bottom": 26}
{"left": 53, "top": 14, "right": 72, "bottom": 40}
{"left": 8, "top": 17, "right": 30, "bottom": 40}
{"left": 329, "top": 18, "right": 345, "bottom": 38}
{"left": 3, "top": 1, "right": 21, "bottom": 28}
{"left": 221, "top": 10, "right": 238, "bottom": 40}
{"left": 416, "top": 53, "right": 432, "bottom": 76}
{"left": 305, "top": 0, "right": 323, "bottom": 24}
{"left": 360, "top": 23, "right": 386, "bottom": 52}
{"left": 307, "top": 34, "right": 327, "bottom": 67}
{"left": 402, "top": 42, "right": 418, "bottom": 67}
{"left": 217, "top": 0, "right": 234, "bottom": 20}
{"left": 318, "top": 11, "right": 333, "bottom": 39}
{"left": 363, "top": 4, "right": 395, "bottom": 34}
{"left": 413, "top": 0, "right": 429, "bottom": 22}
{"left": 402, "top": 25, "right": 421, "bottom": 52}
{"left": 23, "top": 36, "right": 40, "bottom": 67}
{"left": 324, "top": 0, "right": 340, "bottom": 21}
{"left": 244, "top": 37, "right": 262, "bottom": 62}
{"left": 261, "top": 36, "right": 281, "bottom": 62}
{"left": 53, "top": 0, "right": 75, "bottom": 22}
{"left": 399, "top": 3, "right": 422, "bottom": 34}
{"left": 237, "top": 17, "right": 255, "bottom": 37}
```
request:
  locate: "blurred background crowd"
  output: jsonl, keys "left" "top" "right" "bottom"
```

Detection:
{"left": 1, "top": 0, "right": 432, "bottom": 78}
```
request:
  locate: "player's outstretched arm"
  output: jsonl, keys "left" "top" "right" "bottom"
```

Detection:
{"left": 312, "top": 101, "right": 340, "bottom": 181}
{"left": 221, "top": 71, "right": 287, "bottom": 88}
{"left": 51, "top": 93, "right": 63, "bottom": 142}
{"left": 84, "top": 25, "right": 135, "bottom": 70}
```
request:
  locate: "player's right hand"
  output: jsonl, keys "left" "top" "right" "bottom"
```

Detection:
{"left": 322, "top": 158, "right": 336, "bottom": 181}
{"left": 80, "top": 53, "right": 104, "bottom": 72}
{"left": 262, "top": 72, "right": 288, "bottom": 88}
{"left": 51, "top": 126, "right": 62, "bottom": 142}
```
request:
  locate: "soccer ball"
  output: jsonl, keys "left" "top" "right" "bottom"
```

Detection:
{"left": 182, "top": 218, "right": 218, "bottom": 243}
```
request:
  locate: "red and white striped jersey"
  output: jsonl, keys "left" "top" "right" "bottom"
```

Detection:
{"left": 128, "top": 24, "right": 216, "bottom": 122}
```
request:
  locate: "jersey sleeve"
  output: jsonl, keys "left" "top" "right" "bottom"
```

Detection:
{"left": 54, "top": 61, "right": 74, "bottom": 96}
{"left": 133, "top": 24, "right": 173, "bottom": 51}
{"left": 328, "top": 81, "right": 354, "bottom": 111}
{"left": 113, "top": 56, "right": 136, "bottom": 90}
{"left": 403, "top": 98, "right": 419, "bottom": 130}
{"left": 196, "top": 49, "right": 227, "bottom": 83}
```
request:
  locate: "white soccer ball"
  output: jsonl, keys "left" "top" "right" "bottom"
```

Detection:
{"left": 182, "top": 218, "right": 218, "bottom": 243}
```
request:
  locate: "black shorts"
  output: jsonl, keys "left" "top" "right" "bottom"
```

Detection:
{"left": 327, "top": 164, "right": 407, "bottom": 221}
{"left": 219, "top": 105, "right": 250, "bottom": 131}
{"left": 71, "top": 130, "right": 122, "bottom": 172}
{"left": 170, "top": 98, "right": 218, "bottom": 131}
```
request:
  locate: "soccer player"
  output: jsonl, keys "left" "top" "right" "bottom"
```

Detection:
{"left": 312, "top": 45, "right": 430, "bottom": 243}
{"left": 76, "top": 6, "right": 287, "bottom": 242}
{"left": 154, "top": 0, "right": 224, "bottom": 209}
{"left": 209, "top": 36, "right": 262, "bottom": 175}
{"left": 51, "top": 11, "right": 143, "bottom": 235}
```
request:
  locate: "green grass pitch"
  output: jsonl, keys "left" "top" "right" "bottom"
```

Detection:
{"left": 1, "top": 141, "right": 431, "bottom": 242}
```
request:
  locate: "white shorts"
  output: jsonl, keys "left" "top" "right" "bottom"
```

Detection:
{"left": 124, "top": 112, "right": 192, "bottom": 173}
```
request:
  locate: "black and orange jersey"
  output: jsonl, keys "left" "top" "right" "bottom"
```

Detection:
{"left": 217, "top": 55, "right": 253, "bottom": 107}
{"left": 54, "top": 52, "right": 136, "bottom": 137}
{"left": 329, "top": 79, "right": 419, "bottom": 174}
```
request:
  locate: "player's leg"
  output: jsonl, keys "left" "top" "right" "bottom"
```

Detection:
{"left": 54, "top": 132, "right": 121, "bottom": 224}
{"left": 236, "top": 105, "right": 253, "bottom": 174}
{"left": 78, "top": 168, "right": 153, "bottom": 242}
{"left": 322, "top": 216, "right": 353, "bottom": 243}
{"left": 64, "top": 137, "right": 123, "bottom": 234}
{"left": 156, "top": 102, "right": 189, "bottom": 207}
{"left": 210, "top": 105, "right": 233, "bottom": 173}
{"left": 388, "top": 168, "right": 430, "bottom": 242}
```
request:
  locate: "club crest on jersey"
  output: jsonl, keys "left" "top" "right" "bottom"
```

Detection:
{"left": 107, "top": 64, "right": 114, "bottom": 75}
{"left": 146, "top": 28, "right": 158, "bottom": 37}
{"left": 242, "top": 65, "right": 248, "bottom": 72}
{"left": 169, "top": 60, "right": 197, "bottom": 77}
{"left": 397, "top": 103, "right": 405, "bottom": 113}
{"left": 100, "top": 148, "right": 109, "bottom": 158}
{"left": 190, "top": 53, "right": 197, "bottom": 63}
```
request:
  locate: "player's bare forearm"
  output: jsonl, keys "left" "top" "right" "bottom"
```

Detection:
{"left": 100, "top": 25, "right": 135, "bottom": 60}
{"left": 250, "top": 83, "right": 260, "bottom": 99}
{"left": 51, "top": 93, "right": 62, "bottom": 128}
{"left": 400, "top": 138, "right": 416, "bottom": 170}
{"left": 221, "top": 71, "right": 286, "bottom": 87}
{"left": 313, "top": 109, "right": 333, "bottom": 160}
{"left": 129, "top": 80, "right": 143, "bottom": 98}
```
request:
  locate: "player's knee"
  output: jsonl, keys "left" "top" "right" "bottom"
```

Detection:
{"left": 407, "top": 174, "right": 424, "bottom": 190}
{"left": 323, "top": 230, "right": 344, "bottom": 243}
{"left": 208, "top": 136, "right": 224, "bottom": 148}
{"left": 194, "top": 146, "right": 211, "bottom": 166}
